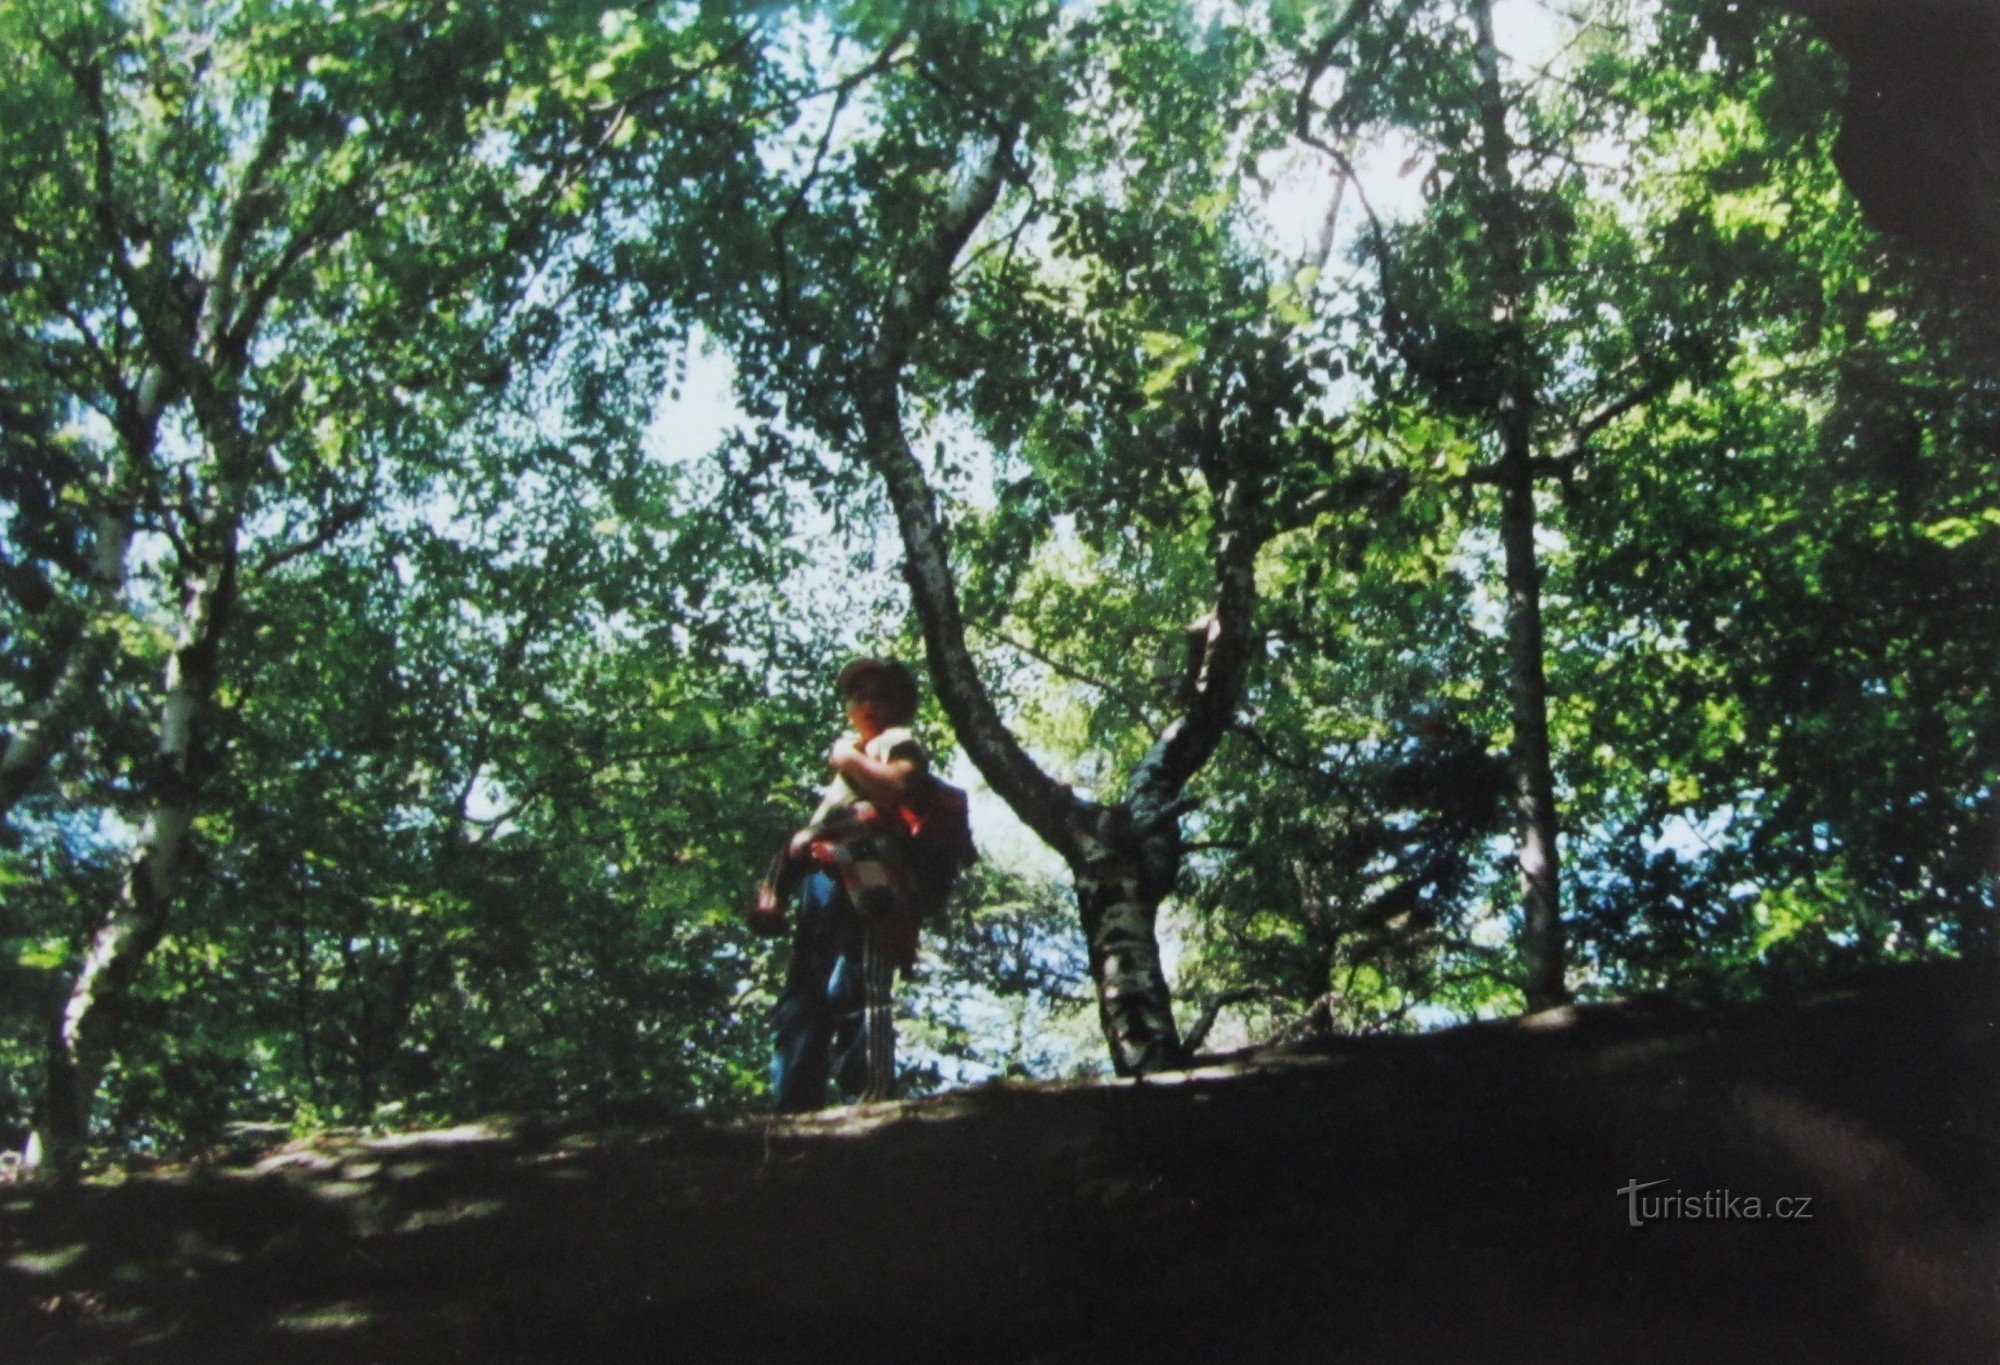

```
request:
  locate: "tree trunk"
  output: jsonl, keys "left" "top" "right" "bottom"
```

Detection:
{"left": 844, "top": 127, "right": 1283, "bottom": 1074}
{"left": 29, "top": 537, "right": 237, "bottom": 1179}
{"left": 1069, "top": 804, "right": 1188, "bottom": 1075}
{"left": 842, "top": 131, "right": 1183, "bottom": 1072}
{"left": 855, "top": 396, "right": 1194, "bottom": 1073}
{"left": 1497, "top": 430, "right": 1566, "bottom": 1010}
{"left": 1472, "top": 0, "right": 1568, "bottom": 1011}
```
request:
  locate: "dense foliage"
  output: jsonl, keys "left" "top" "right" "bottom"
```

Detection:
{"left": 1, "top": 0, "right": 1991, "bottom": 1172}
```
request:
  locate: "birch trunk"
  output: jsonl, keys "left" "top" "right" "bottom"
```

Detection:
{"left": 29, "top": 537, "right": 237, "bottom": 1179}
{"left": 854, "top": 385, "right": 1194, "bottom": 1073}
{"left": 843, "top": 130, "right": 1289, "bottom": 1072}
{"left": 1069, "top": 804, "right": 1187, "bottom": 1074}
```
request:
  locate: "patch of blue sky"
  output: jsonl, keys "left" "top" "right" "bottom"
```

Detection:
{"left": 1644, "top": 798, "right": 1750, "bottom": 863}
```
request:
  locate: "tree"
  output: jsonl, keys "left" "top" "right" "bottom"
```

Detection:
{"left": 1277, "top": 0, "right": 1728, "bottom": 1009}
{"left": 1556, "top": 0, "right": 2000, "bottom": 988}
{"left": 668, "top": 0, "right": 1416, "bottom": 1073}
{"left": 0, "top": 0, "right": 767, "bottom": 1175}
{"left": 4, "top": 0, "right": 1994, "bottom": 1171}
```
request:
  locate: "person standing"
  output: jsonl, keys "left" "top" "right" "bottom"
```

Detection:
{"left": 760, "top": 658, "right": 935, "bottom": 1112}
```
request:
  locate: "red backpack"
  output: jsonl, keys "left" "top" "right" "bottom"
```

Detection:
{"left": 895, "top": 777, "right": 978, "bottom": 918}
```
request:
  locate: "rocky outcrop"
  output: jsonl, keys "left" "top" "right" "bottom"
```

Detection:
{"left": 4, "top": 959, "right": 1997, "bottom": 1363}
{"left": 1787, "top": 0, "right": 2000, "bottom": 265}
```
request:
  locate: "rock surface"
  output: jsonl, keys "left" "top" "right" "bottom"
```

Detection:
{"left": 4, "top": 959, "right": 1998, "bottom": 1363}
{"left": 1788, "top": 0, "right": 2000, "bottom": 266}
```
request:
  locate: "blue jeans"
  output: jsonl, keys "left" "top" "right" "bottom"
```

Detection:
{"left": 770, "top": 872, "right": 892, "bottom": 1111}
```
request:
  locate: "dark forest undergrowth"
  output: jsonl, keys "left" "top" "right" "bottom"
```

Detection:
{"left": 5, "top": 959, "right": 1998, "bottom": 1364}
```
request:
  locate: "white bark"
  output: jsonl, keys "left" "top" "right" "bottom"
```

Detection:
{"left": 31, "top": 539, "right": 236, "bottom": 1178}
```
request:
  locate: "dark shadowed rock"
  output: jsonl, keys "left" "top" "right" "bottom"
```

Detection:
{"left": 3, "top": 959, "right": 1997, "bottom": 1363}
{"left": 1785, "top": 0, "right": 2000, "bottom": 266}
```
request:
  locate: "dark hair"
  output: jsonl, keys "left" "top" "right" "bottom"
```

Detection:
{"left": 837, "top": 657, "right": 920, "bottom": 723}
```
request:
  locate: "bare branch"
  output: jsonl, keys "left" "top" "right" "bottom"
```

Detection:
{"left": 1450, "top": 373, "right": 1672, "bottom": 488}
{"left": 1228, "top": 720, "right": 1367, "bottom": 801}
{"left": 1126, "top": 469, "right": 1267, "bottom": 817}
{"left": 1184, "top": 986, "right": 1260, "bottom": 1055}
{"left": 869, "top": 125, "right": 1021, "bottom": 374}
{"left": 771, "top": 53, "right": 880, "bottom": 320}
{"left": 252, "top": 498, "right": 369, "bottom": 576}
{"left": 224, "top": 200, "right": 354, "bottom": 362}
{"left": 1291, "top": 0, "right": 1379, "bottom": 139}
{"left": 60, "top": 43, "right": 198, "bottom": 392}
{"left": 1562, "top": 373, "right": 1671, "bottom": 458}
{"left": 983, "top": 626, "right": 1164, "bottom": 730}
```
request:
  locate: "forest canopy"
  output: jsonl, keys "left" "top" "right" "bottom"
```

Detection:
{"left": 1, "top": 0, "right": 1993, "bottom": 1178}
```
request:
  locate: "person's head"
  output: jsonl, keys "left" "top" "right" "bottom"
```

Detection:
{"left": 837, "top": 657, "right": 920, "bottom": 737}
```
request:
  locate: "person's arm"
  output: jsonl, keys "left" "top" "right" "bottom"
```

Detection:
{"left": 829, "top": 735, "right": 922, "bottom": 808}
